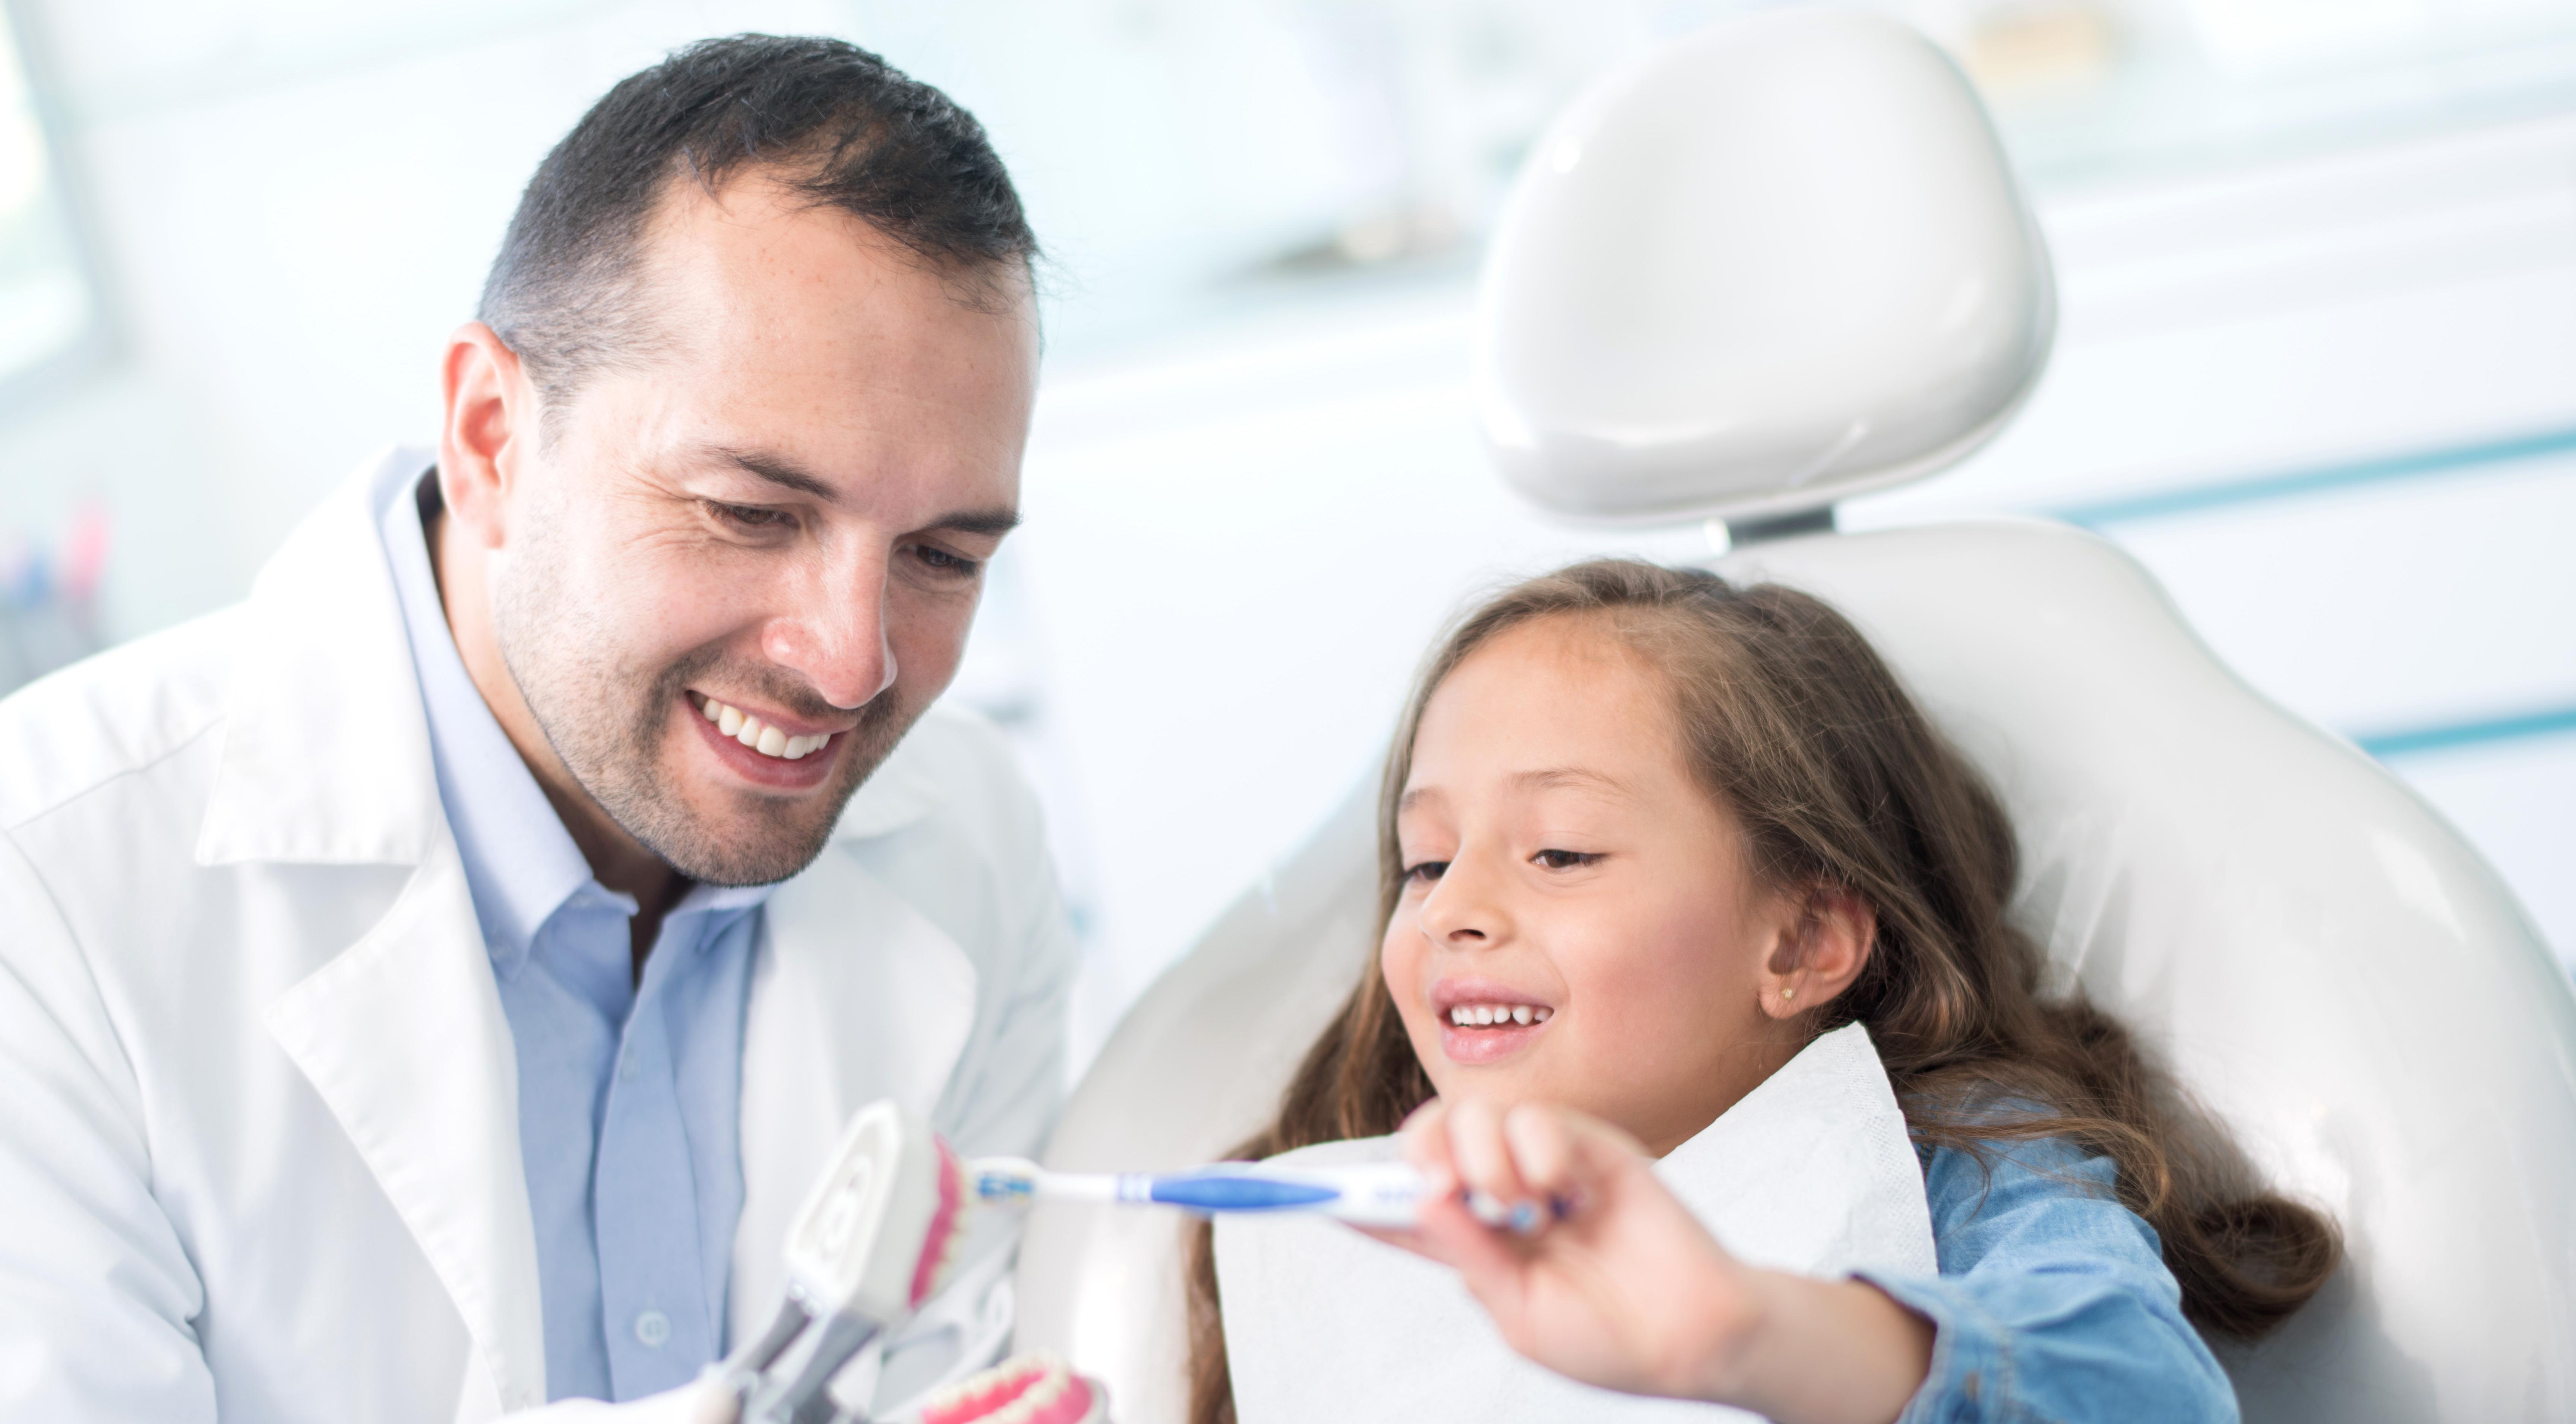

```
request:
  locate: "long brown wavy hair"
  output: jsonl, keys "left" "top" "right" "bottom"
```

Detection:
{"left": 1184, "top": 558, "right": 2339, "bottom": 1424}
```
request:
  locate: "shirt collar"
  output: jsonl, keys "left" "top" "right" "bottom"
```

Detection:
{"left": 378, "top": 467, "right": 771, "bottom": 976}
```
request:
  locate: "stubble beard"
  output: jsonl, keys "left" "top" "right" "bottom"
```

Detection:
{"left": 490, "top": 525, "right": 920, "bottom": 888}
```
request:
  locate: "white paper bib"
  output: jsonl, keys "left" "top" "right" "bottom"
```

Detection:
{"left": 1214, "top": 1022, "right": 1936, "bottom": 1423}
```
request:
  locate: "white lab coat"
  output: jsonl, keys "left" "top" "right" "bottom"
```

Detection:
{"left": 0, "top": 451, "right": 1079, "bottom": 1422}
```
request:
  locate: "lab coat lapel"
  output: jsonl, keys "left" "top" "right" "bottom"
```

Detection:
{"left": 215, "top": 449, "right": 547, "bottom": 1412}
{"left": 731, "top": 836, "right": 978, "bottom": 1333}
{"left": 266, "top": 837, "right": 546, "bottom": 1415}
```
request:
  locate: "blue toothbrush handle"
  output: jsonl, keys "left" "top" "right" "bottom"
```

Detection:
{"left": 1145, "top": 1173, "right": 1342, "bottom": 1212}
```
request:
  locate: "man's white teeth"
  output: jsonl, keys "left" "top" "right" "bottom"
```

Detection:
{"left": 1447, "top": 1003, "right": 1552, "bottom": 1026}
{"left": 697, "top": 696, "right": 831, "bottom": 760}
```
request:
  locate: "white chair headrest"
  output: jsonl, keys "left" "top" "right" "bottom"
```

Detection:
{"left": 1474, "top": 12, "right": 2057, "bottom": 524}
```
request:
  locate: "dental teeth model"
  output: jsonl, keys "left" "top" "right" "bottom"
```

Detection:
{"left": 698, "top": 695, "right": 833, "bottom": 760}
{"left": 716, "top": 1102, "right": 972, "bottom": 1424}
{"left": 920, "top": 1353, "right": 1106, "bottom": 1424}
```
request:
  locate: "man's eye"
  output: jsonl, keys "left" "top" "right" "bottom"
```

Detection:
{"left": 712, "top": 502, "right": 796, "bottom": 532}
{"left": 911, "top": 544, "right": 982, "bottom": 577}
{"left": 1533, "top": 849, "right": 1600, "bottom": 870}
{"left": 1404, "top": 861, "right": 1448, "bottom": 884}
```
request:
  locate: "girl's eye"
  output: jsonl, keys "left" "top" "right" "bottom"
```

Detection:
{"left": 1404, "top": 861, "right": 1449, "bottom": 885}
{"left": 1533, "top": 849, "right": 1601, "bottom": 871}
{"left": 712, "top": 502, "right": 796, "bottom": 532}
{"left": 911, "top": 544, "right": 982, "bottom": 578}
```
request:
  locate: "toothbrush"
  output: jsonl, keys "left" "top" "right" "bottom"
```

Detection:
{"left": 970, "top": 1156, "right": 1552, "bottom": 1231}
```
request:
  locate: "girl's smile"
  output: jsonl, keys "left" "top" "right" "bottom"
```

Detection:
{"left": 1430, "top": 975, "right": 1559, "bottom": 1065}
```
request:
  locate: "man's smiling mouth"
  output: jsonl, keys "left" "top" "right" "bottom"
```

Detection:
{"left": 690, "top": 692, "right": 837, "bottom": 760}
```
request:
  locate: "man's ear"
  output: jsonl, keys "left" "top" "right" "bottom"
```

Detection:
{"left": 438, "top": 322, "right": 534, "bottom": 551}
{"left": 1759, "top": 886, "right": 1877, "bottom": 1020}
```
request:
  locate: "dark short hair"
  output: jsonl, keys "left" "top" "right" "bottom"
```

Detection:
{"left": 478, "top": 33, "right": 1037, "bottom": 414}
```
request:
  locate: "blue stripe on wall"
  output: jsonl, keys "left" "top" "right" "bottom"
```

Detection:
{"left": 2050, "top": 425, "right": 2576, "bottom": 529}
{"left": 2356, "top": 706, "right": 2576, "bottom": 760}
{"left": 2031, "top": 428, "right": 2576, "bottom": 765}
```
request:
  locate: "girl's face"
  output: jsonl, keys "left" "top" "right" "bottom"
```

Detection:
{"left": 1382, "top": 615, "right": 1809, "bottom": 1155}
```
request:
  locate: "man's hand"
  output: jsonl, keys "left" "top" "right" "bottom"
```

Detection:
{"left": 1378, "top": 1098, "right": 1934, "bottom": 1424}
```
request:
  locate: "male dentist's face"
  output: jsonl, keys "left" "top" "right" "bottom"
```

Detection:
{"left": 445, "top": 174, "right": 1037, "bottom": 887}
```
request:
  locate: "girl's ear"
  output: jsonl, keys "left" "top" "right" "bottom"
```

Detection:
{"left": 1760, "top": 887, "right": 1876, "bottom": 1019}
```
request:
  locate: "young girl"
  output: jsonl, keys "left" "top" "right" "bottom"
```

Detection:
{"left": 1185, "top": 559, "right": 2338, "bottom": 1424}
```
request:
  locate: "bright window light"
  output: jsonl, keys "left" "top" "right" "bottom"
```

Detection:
{"left": 0, "top": 15, "right": 99, "bottom": 398}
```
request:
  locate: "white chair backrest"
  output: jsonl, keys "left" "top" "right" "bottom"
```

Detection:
{"left": 1474, "top": 11, "right": 2054, "bottom": 523}
{"left": 1012, "top": 11, "right": 2576, "bottom": 1422}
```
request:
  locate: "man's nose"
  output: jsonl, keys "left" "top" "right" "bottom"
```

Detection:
{"left": 761, "top": 560, "right": 898, "bottom": 712}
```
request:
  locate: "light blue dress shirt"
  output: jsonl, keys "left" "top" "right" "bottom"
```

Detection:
{"left": 382, "top": 474, "right": 769, "bottom": 1403}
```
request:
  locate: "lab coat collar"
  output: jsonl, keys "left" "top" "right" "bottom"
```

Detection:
{"left": 197, "top": 447, "right": 444, "bottom": 867}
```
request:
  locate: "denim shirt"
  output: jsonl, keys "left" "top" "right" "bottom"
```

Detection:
{"left": 1862, "top": 1137, "right": 2238, "bottom": 1424}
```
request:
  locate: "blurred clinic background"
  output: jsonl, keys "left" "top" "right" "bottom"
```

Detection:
{"left": 3, "top": 0, "right": 2572, "bottom": 1067}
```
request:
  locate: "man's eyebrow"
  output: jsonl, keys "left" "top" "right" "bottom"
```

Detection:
{"left": 933, "top": 507, "right": 1022, "bottom": 538}
{"left": 712, "top": 446, "right": 836, "bottom": 500}
{"left": 706, "top": 446, "right": 1021, "bottom": 537}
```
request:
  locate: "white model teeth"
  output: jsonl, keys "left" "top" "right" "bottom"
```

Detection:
{"left": 1448, "top": 1003, "right": 1552, "bottom": 1026}
{"left": 696, "top": 696, "right": 831, "bottom": 760}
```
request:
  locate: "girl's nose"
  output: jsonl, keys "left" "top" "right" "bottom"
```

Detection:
{"left": 1419, "top": 858, "right": 1506, "bottom": 946}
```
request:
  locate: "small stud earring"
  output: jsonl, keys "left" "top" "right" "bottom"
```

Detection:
{"left": 1781, "top": 985, "right": 1796, "bottom": 1004}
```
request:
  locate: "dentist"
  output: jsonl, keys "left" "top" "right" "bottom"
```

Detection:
{"left": 0, "top": 36, "right": 1071, "bottom": 1422}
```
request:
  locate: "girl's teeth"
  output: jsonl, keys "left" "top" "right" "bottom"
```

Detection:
{"left": 1447, "top": 1003, "right": 1551, "bottom": 1027}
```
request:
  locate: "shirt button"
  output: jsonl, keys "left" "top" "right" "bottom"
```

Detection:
{"left": 633, "top": 1309, "right": 670, "bottom": 1348}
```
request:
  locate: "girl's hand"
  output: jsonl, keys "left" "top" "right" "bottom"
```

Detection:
{"left": 1381, "top": 1098, "right": 1934, "bottom": 1424}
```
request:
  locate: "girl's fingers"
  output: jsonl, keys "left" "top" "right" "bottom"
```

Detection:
{"left": 1502, "top": 1103, "right": 1650, "bottom": 1210}
{"left": 1396, "top": 1180, "right": 1526, "bottom": 1279}
{"left": 1397, "top": 1098, "right": 1459, "bottom": 1198}
{"left": 1444, "top": 1097, "right": 1536, "bottom": 1216}
{"left": 1404, "top": 1098, "right": 1659, "bottom": 1235}
{"left": 1498, "top": 1104, "right": 1580, "bottom": 1197}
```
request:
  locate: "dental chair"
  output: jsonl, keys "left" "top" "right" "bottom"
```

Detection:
{"left": 1013, "top": 13, "right": 2576, "bottom": 1422}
